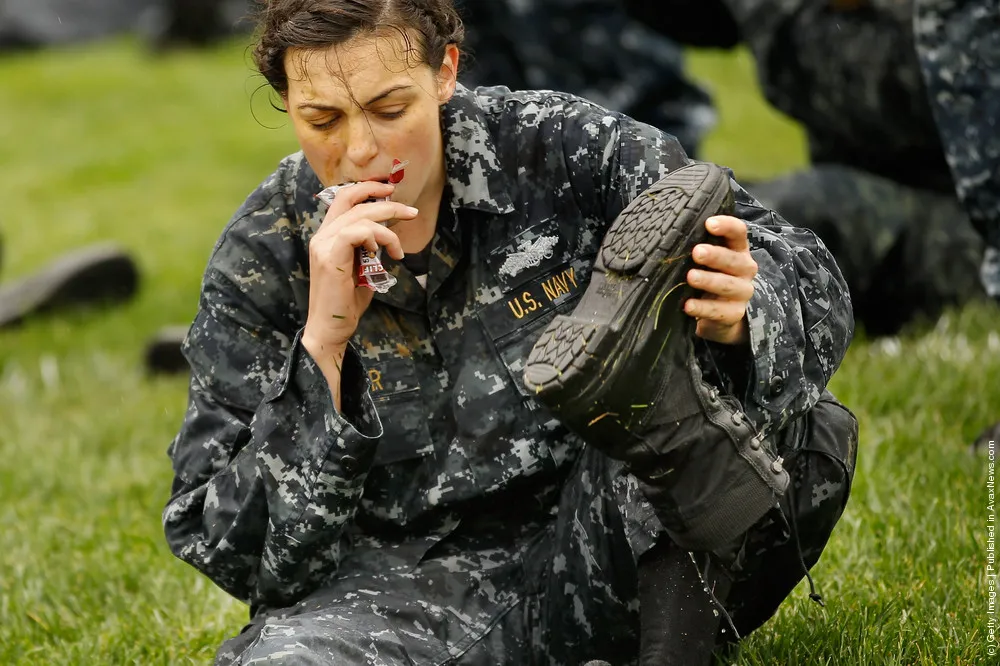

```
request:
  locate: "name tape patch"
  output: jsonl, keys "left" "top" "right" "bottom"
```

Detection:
{"left": 479, "top": 256, "right": 593, "bottom": 341}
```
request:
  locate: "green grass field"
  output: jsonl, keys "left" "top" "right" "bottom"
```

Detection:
{"left": 0, "top": 37, "right": 996, "bottom": 665}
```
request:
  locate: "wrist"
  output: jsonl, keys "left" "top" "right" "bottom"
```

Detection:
{"left": 302, "top": 333, "right": 348, "bottom": 374}
{"left": 301, "top": 333, "right": 348, "bottom": 412}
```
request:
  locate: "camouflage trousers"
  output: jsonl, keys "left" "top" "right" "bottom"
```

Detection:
{"left": 913, "top": 0, "right": 1000, "bottom": 299}
{"left": 215, "top": 393, "right": 857, "bottom": 665}
{"left": 748, "top": 165, "right": 986, "bottom": 336}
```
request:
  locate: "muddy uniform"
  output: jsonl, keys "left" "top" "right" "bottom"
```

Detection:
{"left": 164, "top": 85, "right": 856, "bottom": 665}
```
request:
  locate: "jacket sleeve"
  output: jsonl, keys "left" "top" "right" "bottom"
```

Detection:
{"left": 563, "top": 104, "right": 854, "bottom": 435}
{"left": 162, "top": 218, "right": 382, "bottom": 611}
{"left": 730, "top": 182, "right": 854, "bottom": 433}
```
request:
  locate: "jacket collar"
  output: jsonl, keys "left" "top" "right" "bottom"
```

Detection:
{"left": 440, "top": 84, "right": 515, "bottom": 215}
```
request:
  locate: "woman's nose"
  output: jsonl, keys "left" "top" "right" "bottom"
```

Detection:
{"left": 345, "top": 117, "right": 378, "bottom": 167}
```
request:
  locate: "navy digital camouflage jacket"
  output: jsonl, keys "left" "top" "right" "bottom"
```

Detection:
{"left": 164, "top": 84, "right": 853, "bottom": 614}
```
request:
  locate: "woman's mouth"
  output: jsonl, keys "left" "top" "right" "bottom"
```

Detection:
{"left": 355, "top": 160, "right": 409, "bottom": 185}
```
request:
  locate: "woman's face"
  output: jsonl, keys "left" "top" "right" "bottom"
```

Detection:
{"left": 283, "top": 31, "right": 458, "bottom": 207}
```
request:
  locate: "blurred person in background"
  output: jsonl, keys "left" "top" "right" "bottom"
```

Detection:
{"left": 629, "top": 0, "right": 987, "bottom": 338}
{"left": 161, "top": 1, "right": 857, "bottom": 664}
{"left": 0, "top": 0, "right": 248, "bottom": 52}
{"left": 913, "top": 0, "right": 1000, "bottom": 449}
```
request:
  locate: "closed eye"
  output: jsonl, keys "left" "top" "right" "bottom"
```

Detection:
{"left": 309, "top": 115, "right": 341, "bottom": 131}
{"left": 373, "top": 108, "right": 406, "bottom": 121}
{"left": 308, "top": 108, "right": 403, "bottom": 129}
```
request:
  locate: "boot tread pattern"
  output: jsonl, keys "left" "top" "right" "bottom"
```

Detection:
{"left": 601, "top": 163, "right": 721, "bottom": 275}
{"left": 524, "top": 321, "right": 602, "bottom": 385}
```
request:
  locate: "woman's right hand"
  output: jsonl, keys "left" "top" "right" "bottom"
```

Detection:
{"left": 301, "top": 181, "right": 418, "bottom": 372}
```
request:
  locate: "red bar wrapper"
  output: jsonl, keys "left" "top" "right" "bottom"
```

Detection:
{"left": 314, "top": 159, "right": 410, "bottom": 294}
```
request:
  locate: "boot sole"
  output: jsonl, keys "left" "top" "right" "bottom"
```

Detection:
{"left": 523, "top": 163, "right": 734, "bottom": 414}
{"left": 0, "top": 243, "right": 139, "bottom": 329}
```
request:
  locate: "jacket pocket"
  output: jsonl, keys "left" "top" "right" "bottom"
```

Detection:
{"left": 364, "top": 354, "right": 434, "bottom": 467}
{"left": 477, "top": 256, "right": 593, "bottom": 398}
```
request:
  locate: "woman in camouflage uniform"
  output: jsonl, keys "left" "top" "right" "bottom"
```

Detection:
{"left": 163, "top": 1, "right": 858, "bottom": 664}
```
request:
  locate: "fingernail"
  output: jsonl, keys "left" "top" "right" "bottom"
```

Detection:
{"left": 707, "top": 217, "right": 720, "bottom": 231}
{"left": 406, "top": 206, "right": 419, "bottom": 215}
{"left": 693, "top": 246, "right": 706, "bottom": 261}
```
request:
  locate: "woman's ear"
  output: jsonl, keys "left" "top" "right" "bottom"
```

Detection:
{"left": 436, "top": 43, "right": 460, "bottom": 103}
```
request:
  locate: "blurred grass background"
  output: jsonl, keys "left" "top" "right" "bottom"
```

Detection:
{"left": 0, "top": 37, "right": 994, "bottom": 664}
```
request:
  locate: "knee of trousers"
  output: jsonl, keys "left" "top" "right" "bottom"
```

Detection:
{"left": 233, "top": 614, "right": 411, "bottom": 666}
{"left": 712, "top": 392, "right": 859, "bottom": 634}
{"left": 636, "top": 388, "right": 858, "bottom": 559}
{"left": 743, "top": 390, "right": 858, "bottom": 565}
{"left": 709, "top": 390, "right": 860, "bottom": 585}
{"left": 782, "top": 390, "right": 859, "bottom": 549}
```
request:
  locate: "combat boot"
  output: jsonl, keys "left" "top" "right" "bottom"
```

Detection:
{"left": 523, "top": 162, "right": 789, "bottom": 551}
{"left": 0, "top": 242, "right": 139, "bottom": 329}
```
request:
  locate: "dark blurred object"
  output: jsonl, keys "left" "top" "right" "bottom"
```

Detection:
{"left": 0, "top": 0, "right": 156, "bottom": 52}
{"left": 621, "top": 0, "right": 742, "bottom": 49}
{"left": 458, "top": 0, "right": 717, "bottom": 158}
{"left": 973, "top": 422, "right": 1000, "bottom": 455}
{"left": 142, "top": 0, "right": 227, "bottom": 49}
{"left": 140, "top": 0, "right": 253, "bottom": 50}
{"left": 0, "top": 0, "right": 251, "bottom": 54}
{"left": 636, "top": 539, "right": 730, "bottom": 665}
{"left": 144, "top": 325, "right": 190, "bottom": 375}
{"left": 0, "top": 242, "right": 140, "bottom": 329}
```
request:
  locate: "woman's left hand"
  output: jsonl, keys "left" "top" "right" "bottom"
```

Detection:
{"left": 684, "top": 215, "right": 757, "bottom": 345}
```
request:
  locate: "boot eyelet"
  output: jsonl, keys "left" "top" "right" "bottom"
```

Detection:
{"left": 770, "top": 457, "right": 784, "bottom": 474}
{"left": 749, "top": 436, "right": 762, "bottom": 451}
{"left": 731, "top": 412, "right": 744, "bottom": 426}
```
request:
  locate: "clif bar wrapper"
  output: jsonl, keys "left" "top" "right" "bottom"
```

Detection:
{"left": 315, "top": 159, "right": 409, "bottom": 294}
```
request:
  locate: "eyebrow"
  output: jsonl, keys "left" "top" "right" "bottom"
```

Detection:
{"left": 296, "top": 84, "right": 415, "bottom": 111}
